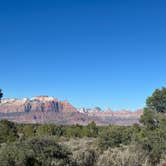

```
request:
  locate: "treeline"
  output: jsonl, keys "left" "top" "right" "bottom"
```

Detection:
{"left": 0, "top": 87, "right": 166, "bottom": 166}
{"left": 0, "top": 119, "right": 134, "bottom": 142}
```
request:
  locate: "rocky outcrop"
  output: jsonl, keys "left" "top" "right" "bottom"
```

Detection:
{"left": 77, "top": 107, "right": 143, "bottom": 125}
{"left": 0, "top": 96, "right": 77, "bottom": 114}
{"left": 0, "top": 96, "right": 143, "bottom": 125}
{"left": 77, "top": 107, "right": 143, "bottom": 118}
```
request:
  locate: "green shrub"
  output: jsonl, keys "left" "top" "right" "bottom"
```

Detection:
{"left": 98, "top": 126, "right": 133, "bottom": 149}
{"left": 0, "top": 120, "right": 18, "bottom": 143}
{"left": 0, "top": 137, "right": 75, "bottom": 166}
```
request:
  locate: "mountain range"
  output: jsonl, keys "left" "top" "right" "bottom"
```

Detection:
{"left": 0, "top": 96, "right": 143, "bottom": 125}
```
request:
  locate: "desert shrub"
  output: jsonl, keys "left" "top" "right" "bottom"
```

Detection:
{"left": 86, "top": 121, "right": 98, "bottom": 137}
{"left": 96, "top": 145, "right": 148, "bottom": 166}
{"left": 157, "top": 154, "right": 166, "bottom": 166}
{"left": 98, "top": 126, "right": 133, "bottom": 149}
{"left": 51, "top": 125, "right": 64, "bottom": 137}
{"left": 0, "top": 137, "right": 75, "bottom": 166}
{"left": 63, "top": 122, "right": 99, "bottom": 138}
{"left": 0, "top": 119, "right": 18, "bottom": 143}
{"left": 35, "top": 124, "right": 53, "bottom": 136}
{"left": 60, "top": 137, "right": 98, "bottom": 166}
{"left": 64, "top": 124, "right": 84, "bottom": 138}
{"left": 74, "top": 148, "right": 98, "bottom": 166}
{"left": 22, "top": 124, "right": 36, "bottom": 138}
{"left": 136, "top": 127, "right": 166, "bottom": 166}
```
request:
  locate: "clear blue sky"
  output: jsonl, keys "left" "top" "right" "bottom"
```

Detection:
{"left": 1, "top": 0, "right": 166, "bottom": 110}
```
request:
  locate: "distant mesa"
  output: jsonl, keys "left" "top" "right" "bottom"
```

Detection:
{"left": 0, "top": 96, "right": 143, "bottom": 125}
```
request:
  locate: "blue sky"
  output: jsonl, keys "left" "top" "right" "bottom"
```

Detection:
{"left": 1, "top": 0, "right": 166, "bottom": 110}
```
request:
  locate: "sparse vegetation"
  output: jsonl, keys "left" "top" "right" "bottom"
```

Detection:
{"left": 0, "top": 87, "right": 166, "bottom": 165}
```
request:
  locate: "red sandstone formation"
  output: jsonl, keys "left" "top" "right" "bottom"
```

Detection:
{"left": 0, "top": 96, "right": 77, "bottom": 113}
{"left": 0, "top": 96, "right": 143, "bottom": 125}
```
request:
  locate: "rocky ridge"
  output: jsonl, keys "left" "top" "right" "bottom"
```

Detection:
{"left": 0, "top": 96, "right": 143, "bottom": 125}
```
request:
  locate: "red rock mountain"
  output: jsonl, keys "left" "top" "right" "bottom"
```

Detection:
{"left": 0, "top": 96, "right": 77, "bottom": 113}
{"left": 0, "top": 96, "right": 143, "bottom": 125}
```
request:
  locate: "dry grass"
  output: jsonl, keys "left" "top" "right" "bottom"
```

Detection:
{"left": 59, "top": 138, "right": 166, "bottom": 166}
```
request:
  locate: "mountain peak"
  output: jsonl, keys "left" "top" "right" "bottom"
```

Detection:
{"left": 31, "top": 96, "right": 58, "bottom": 102}
{"left": 0, "top": 96, "right": 143, "bottom": 125}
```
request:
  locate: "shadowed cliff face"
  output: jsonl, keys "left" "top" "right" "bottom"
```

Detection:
{"left": 0, "top": 96, "right": 143, "bottom": 125}
{"left": 0, "top": 96, "right": 77, "bottom": 113}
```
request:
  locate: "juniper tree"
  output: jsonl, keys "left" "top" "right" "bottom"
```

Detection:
{"left": 0, "top": 89, "right": 3, "bottom": 103}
